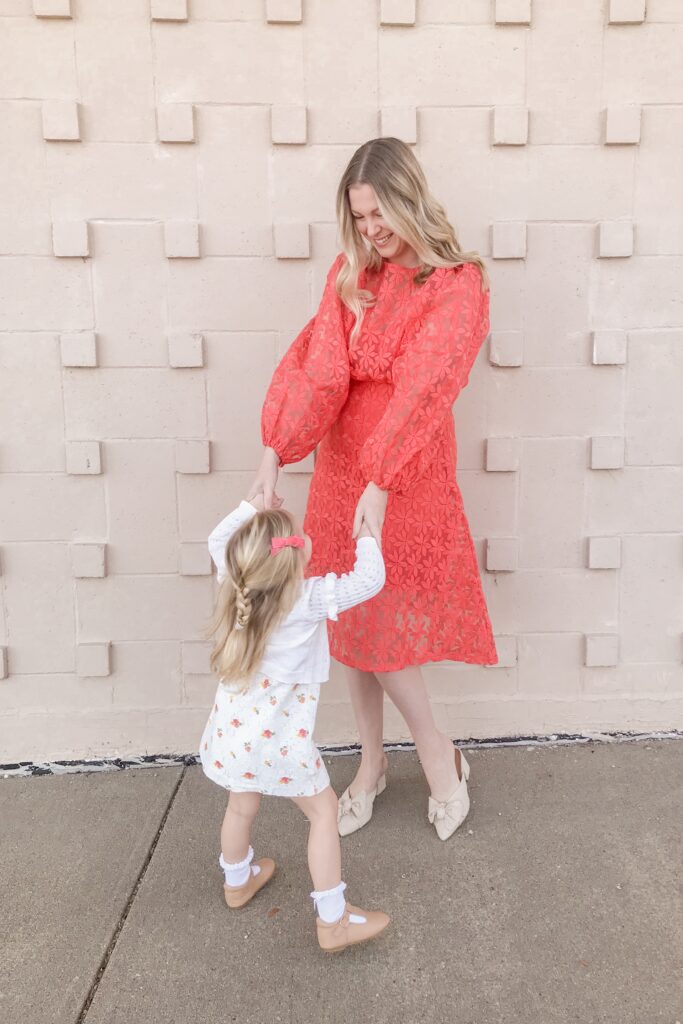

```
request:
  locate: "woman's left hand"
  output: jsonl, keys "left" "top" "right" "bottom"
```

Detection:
{"left": 353, "top": 482, "right": 388, "bottom": 547}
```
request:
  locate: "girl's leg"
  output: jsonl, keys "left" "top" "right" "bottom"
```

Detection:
{"left": 375, "top": 666, "right": 460, "bottom": 802}
{"left": 291, "top": 786, "right": 341, "bottom": 892}
{"left": 220, "top": 790, "right": 262, "bottom": 863}
{"left": 344, "top": 668, "right": 387, "bottom": 795}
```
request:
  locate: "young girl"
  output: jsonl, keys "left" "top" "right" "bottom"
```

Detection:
{"left": 199, "top": 495, "right": 390, "bottom": 953}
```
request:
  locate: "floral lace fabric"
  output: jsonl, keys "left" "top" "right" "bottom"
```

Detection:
{"left": 262, "top": 255, "right": 497, "bottom": 671}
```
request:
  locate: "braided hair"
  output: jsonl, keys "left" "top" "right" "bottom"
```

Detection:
{"left": 207, "top": 508, "right": 305, "bottom": 685}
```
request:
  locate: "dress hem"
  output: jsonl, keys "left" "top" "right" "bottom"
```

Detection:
{"left": 201, "top": 763, "right": 330, "bottom": 799}
{"left": 331, "top": 648, "right": 499, "bottom": 673}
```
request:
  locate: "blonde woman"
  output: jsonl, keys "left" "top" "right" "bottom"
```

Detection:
{"left": 200, "top": 494, "right": 390, "bottom": 952}
{"left": 249, "top": 137, "right": 496, "bottom": 841}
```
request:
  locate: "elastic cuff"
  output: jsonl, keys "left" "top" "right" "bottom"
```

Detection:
{"left": 219, "top": 845, "right": 254, "bottom": 873}
{"left": 310, "top": 880, "right": 346, "bottom": 902}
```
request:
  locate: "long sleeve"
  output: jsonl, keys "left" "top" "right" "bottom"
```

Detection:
{"left": 301, "top": 538, "right": 385, "bottom": 622}
{"left": 261, "top": 254, "right": 351, "bottom": 466}
{"left": 358, "top": 263, "right": 489, "bottom": 492}
{"left": 207, "top": 501, "right": 257, "bottom": 582}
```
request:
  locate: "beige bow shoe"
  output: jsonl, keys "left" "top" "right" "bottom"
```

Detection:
{"left": 316, "top": 903, "right": 391, "bottom": 953}
{"left": 223, "top": 858, "right": 276, "bottom": 909}
{"left": 337, "top": 774, "right": 387, "bottom": 836}
{"left": 428, "top": 749, "right": 471, "bottom": 841}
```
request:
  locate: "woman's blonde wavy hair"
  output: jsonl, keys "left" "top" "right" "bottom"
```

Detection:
{"left": 207, "top": 510, "right": 304, "bottom": 687}
{"left": 335, "top": 137, "right": 488, "bottom": 340}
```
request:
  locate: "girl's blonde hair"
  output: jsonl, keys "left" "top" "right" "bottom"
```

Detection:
{"left": 208, "top": 510, "right": 303, "bottom": 686}
{"left": 335, "top": 136, "right": 488, "bottom": 340}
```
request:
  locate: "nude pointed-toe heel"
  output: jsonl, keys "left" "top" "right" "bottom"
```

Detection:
{"left": 337, "top": 774, "right": 387, "bottom": 837}
{"left": 427, "top": 750, "right": 471, "bottom": 841}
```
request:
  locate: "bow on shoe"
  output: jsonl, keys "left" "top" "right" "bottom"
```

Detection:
{"left": 339, "top": 791, "right": 365, "bottom": 819}
{"left": 427, "top": 800, "right": 448, "bottom": 824}
{"left": 427, "top": 791, "right": 468, "bottom": 834}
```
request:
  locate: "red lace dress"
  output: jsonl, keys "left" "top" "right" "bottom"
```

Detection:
{"left": 262, "top": 254, "right": 497, "bottom": 672}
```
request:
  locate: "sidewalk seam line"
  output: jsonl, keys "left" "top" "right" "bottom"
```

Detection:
{"left": 75, "top": 766, "right": 187, "bottom": 1024}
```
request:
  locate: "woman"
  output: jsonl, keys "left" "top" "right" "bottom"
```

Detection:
{"left": 248, "top": 138, "right": 496, "bottom": 842}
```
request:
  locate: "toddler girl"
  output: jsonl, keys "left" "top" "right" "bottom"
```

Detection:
{"left": 199, "top": 495, "right": 390, "bottom": 953}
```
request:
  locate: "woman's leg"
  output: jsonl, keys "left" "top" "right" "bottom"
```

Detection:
{"left": 220, "top": 790, "right": 262, "bottom": 863}
{"left": 292, "top": 786, "right": 342, "bottom": 892}
{"left": 375, "top": 666, "right": 460, "bottom": 802}
{"left": 344, "top": 668, "right": 387, "bottom": 795}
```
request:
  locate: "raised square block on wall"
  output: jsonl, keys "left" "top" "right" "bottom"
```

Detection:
{"left": 599, "top": 222, "right": 634, "bottom": 258}
{"left": 486, "top": 437, "right": 520, "bottom": 472}
{"left": 42, "top": 101, "right": 80, "bottom": 142}
{"left": 33, "top": 0, "right": 71, "bottom": 15}
{"left": 274, "top": 223, "right": 310, "bottom": 259}
{"left": 492, "top": 222, "right": 527, "bottom": 259}
{"left": 53, "top": 221, "right": 89, "bottom": 258}
{"left": 77, "top": 642, "right": 111, "bottom": 678}
{"left": 60, "top": 332, "right": 98, "bottom": 367}
{"left": 591, "top": 436, "right": 625, "bottom": 470}
{"left": 179, "top": 544, "right": 212, "bottom": 576}
{"left": 175, "top": 439, "right": 210, "bottom": 474}
{"left": 157, "top": 104, "right": 195, "bottom": 143}
{"left": 492, "top": 107, "right": 528, "bottom": 146}
{"left": 0, "top": 647, "right": 7, "bottom": 680}
{"left": 151, "top": 0, "right": 188, "bottom": 20}
{"left": 608, "top": 0, "right": 646, "bottom": 23}
{"left": 168, "top": 333, "right": 204, "bottom": 368}
{"left": 486, "top": 538, "right": 519, "bottom": 572}
{"left": 71, "top": 543, "right": 107, "bottom": 578}
{"left": 605, "top": 106, "right": 641, "bottom": 145}
{"left": 380, "top": 107, "right": 418, "bottom": 144}
{"left": 66, "top": 441, "right": 101, "bottom": 475}
{"left": 271, "top": 106, "right": 307, "bottom": 145}
{"left": 592, "top": 330, "right": 627, "bottom": 365}
{"left": 164, "top": 221, "right": 200, "bottom": 258}
{"left": 380, "top": 0, "right": 416, "bottom": 25}
{"left": 588, "top": 537, "right": 622, "bottom": 569}
{"left": 585, "top": 634, "right": 619, "bottom": 667}
{"left": 266, "top": 0, "right": 302, "bottom": 22}
{"left": 495, "top": 0, "right": 531, "bottom": 24}
{"left": 489, "top": 331, "right": 523, "bottom": 367}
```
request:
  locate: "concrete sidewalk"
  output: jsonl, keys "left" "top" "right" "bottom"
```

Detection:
{"left": 2, "top": 741, "right": 682, "bottom": 1024}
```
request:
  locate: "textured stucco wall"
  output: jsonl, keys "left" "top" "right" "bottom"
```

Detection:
{"left": 0, "top": 0, "right": 682, "bottom": 762}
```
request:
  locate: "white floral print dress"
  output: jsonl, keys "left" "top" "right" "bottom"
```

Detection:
{"left": 199, "top": 502, "right": 385, "bottom": 798}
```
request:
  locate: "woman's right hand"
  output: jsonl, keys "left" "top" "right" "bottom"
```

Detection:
{"left": 248, "top": 447, "right": 283, "bottom": 510}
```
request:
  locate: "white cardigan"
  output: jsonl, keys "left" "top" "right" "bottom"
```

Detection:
{"left": 208, "top": 502, "right": 385, "bottom": 685}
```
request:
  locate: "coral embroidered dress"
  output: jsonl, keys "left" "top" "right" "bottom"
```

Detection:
{"left": 262, "top": 255, "right": 497, "bottom": 672}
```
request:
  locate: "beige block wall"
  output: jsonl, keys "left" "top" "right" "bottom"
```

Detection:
{"left": 1, "top": 0, "right": 682, "bottom": 762}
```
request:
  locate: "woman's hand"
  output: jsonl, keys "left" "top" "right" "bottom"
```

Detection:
{"left": 353, "top": 482, "right": 388, "bottom": 547}
{"left": 248, "top": 447, "right": 283, "bottom": 510}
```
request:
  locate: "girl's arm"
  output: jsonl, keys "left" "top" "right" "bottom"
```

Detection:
{"left": 301, "top": 538, "right": 386, "bottom": 622}
{"left": 207, "top": 501, "right": 258, "bottom": 582}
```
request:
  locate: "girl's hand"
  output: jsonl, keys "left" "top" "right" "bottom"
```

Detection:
{"left": 248, "top": 447, "right": 283, "bottom": 510}
{"left": 352, "top": 482, "right": 388, "bottom": 547}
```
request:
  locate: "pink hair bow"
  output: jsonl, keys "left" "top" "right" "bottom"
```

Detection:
{"left": 270, "top": 536, "right": 305, "bottom": 556}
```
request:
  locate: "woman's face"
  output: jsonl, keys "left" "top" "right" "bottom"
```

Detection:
{"left": 348, "top": 183, "right": 419, "bottom": 268}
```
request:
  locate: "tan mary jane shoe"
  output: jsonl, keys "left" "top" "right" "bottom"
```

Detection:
{"left": 428, "top": 749, "right": 471, "bottom": 841}
{"left": 223, "top": 858, "right": 276, "bottom": 909}
{"left": 316, "top": 903, "right": 391, "bottom": 953}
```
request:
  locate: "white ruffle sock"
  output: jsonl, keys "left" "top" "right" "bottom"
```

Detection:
{"left": 310, "top": 881, "right": 366, "bottom": 924}
{"left": 219, "top": 846, "right": 261, "bottom": 888}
